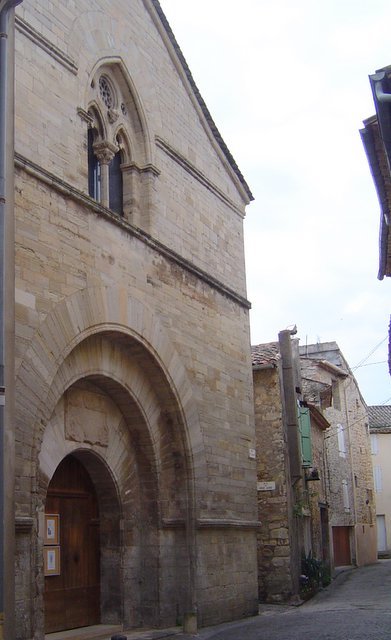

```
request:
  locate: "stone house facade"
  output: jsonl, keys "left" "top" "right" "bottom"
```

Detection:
{"left": 6, "top": 2, "right": 259, "bottom": 638}
{"left": 252, "top": 340, "right": 296, "bottom": 603}
{"left": 252, "top": 337, "right": 377, "bottom": 603}
{"left": 369, "top": 405, "right": 391, "bottom": 555}
{"left": 252, "top": 331, "right": 329, "bottom": 603}
{"left": 300, "top": 342, "right": 377, "bottom": 568}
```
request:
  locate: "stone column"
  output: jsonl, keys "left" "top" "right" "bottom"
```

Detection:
{"left": 93, "top": 140, "right": 117, "bottom": 208}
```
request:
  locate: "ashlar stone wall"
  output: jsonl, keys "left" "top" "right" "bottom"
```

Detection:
{"left": 253, "top": 366, "right": 295, "bottom": 602}
{"left": 12, "top": 2, "right": 258, "bottom": 637}
{"left": 300, "top": 343, "right": 377, "bottom": 568}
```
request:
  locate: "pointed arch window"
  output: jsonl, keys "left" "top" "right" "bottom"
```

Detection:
{"left": 84, "top": 62, "right": 155, "bottom": 225}
{"left": 88, "top": 128, "right": 101, "bottom": 201}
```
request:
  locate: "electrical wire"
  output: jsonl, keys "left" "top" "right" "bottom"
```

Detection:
{"left": 351, "top": 336, "right": 388, "bottom": 371}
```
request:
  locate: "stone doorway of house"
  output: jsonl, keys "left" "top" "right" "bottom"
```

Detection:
{"left": 44, "top": 455, "right": 100, "bottom": 633}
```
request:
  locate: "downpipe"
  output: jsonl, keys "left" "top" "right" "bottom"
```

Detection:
{"left": 0, "top": 2, "right": 22, "bottom": 638}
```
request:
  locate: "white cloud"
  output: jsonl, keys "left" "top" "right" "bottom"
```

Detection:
{"left": 161, "top": 0, "right": 391, "bottom": 404}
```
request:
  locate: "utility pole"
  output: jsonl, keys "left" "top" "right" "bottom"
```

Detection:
{"left": 0, "top": 2, "right": 22, "bottom": 638}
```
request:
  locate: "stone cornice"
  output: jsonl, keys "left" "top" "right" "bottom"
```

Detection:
{"left": 196, "top": 518, "right": 261, "bottom": 530}
{"left": 162, "top": 518, "right": 185, "bottom": 528}
{"left": 121, "top": 161, "right": 161, "bottom": 177}
{"left": 152, "top": 517, "right": 261, "bottom": 530}
{"left": 15, "top": 153, "right": 251, "bottom": 310}
{"left": 15, "top": 516, "right": 34, "bottom": 533}
{"left": 155, "top": 136, "right": 245, "bottom": 219}
{"left": 15, "top": 15, "right": 78, "bottom": 75}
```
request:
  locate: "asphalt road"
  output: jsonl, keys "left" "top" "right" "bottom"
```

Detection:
{"left": 190, "top": 560, "right": 391, "bottom": 640}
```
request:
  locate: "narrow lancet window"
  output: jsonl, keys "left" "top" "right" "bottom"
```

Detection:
{"left": 88, "top": 128, "right": 101, "bottom": 201}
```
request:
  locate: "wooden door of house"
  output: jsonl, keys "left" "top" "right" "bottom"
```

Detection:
{"left": 44, "top": 455, "right": 100, "bottom": 633}
{"left": 377, "top": 515, "right": 387, "bottom": 552}
{"left": 332, "top": 526, "right": 351, "bottom": 566}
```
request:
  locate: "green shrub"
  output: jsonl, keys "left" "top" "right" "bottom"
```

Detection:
{"left": 300, "top": 553, "right": 330, "bottom": 598}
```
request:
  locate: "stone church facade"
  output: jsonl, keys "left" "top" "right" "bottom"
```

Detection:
{"left": 10, "top": 2, "right": 258, "bottom": 638}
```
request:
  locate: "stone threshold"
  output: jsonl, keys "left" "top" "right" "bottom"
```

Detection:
{"left": 45, "top": 624, "right": 183, "bottom": 640}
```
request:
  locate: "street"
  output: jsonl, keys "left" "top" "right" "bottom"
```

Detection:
{"left": 182, "top": 560, "right": 391, "bottom": 640}
{"left": 106, "top": 560, "right": 391, "bottom": 640}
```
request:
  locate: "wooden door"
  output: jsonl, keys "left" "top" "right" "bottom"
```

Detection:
{"left": 332, "top": 526, "right": 351, "bottom": 566}
{"left": 377, "top": 515, "right": 387, "bottom": 552}
{"left": 44, "top": 455, "right": 100, "bottom": 633}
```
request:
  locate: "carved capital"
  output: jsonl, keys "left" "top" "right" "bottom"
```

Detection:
{"left": 93, "top": 140, "right": 118, "bottom": 165}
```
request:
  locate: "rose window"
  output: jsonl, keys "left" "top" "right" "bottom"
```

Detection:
{"left": 99, "top": 76, "right": 114, "bottom": 108}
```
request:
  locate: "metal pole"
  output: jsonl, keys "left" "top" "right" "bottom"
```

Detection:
{"left": 0, "top": 2, "right": 22, "bottom": 637}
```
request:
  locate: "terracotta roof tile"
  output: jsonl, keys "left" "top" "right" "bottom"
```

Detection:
{"left": 251, "top": 342, "right": 280, "bottom": 367}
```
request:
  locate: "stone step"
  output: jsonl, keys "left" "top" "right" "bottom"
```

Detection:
{"left": 45, "top": 624, "right": 123, "bottom": 640}
{"left": 45, "top": 624, "right": 183, "bottom": 640}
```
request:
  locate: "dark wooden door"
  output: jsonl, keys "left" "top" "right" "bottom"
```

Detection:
{"left": 44, "top": 455, "right": 100, "bottom": 633}
{"left": 332, "top": 526, "right": 351, "bottom": 566}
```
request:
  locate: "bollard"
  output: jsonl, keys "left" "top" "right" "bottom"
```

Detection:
{"left": 183, "top": 611, "right": 197, "bottom": 635}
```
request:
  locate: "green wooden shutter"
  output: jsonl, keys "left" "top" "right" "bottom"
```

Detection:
{"left": 298, "top": 406, "right": 312, "bottom": 468}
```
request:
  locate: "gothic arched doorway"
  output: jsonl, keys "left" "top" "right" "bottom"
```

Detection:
{"left": 44, "top": 455, "right": 100, "bottom": 633}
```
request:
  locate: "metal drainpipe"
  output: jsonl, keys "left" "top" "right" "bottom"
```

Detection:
{"left": 0, "top": 2, "right": 22, "bottom": 638}
{"left": 342, "top": 380, "right": 358, "bottom": 565}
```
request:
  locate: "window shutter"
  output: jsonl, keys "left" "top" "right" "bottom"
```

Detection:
{"left": 374, "top": 465, "right": 383, "bottom": 493}
{"left": 337, "top": 423, "right": 346, "bottom": 458}
{"left": 298, "top": 406, "right": 312, "bottom": 468}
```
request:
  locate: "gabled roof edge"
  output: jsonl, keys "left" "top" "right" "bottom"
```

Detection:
{"left": 150, "top": 0, "right": 254, "bottom": 202}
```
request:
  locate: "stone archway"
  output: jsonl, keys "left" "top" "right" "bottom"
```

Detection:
{"left": 35, "top": 334, "right": 194, "bottom": 635}
{"left": 15, "top": 288, "right": 206, "bottom": 638}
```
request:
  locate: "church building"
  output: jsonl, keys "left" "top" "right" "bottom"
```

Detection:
{"left": 6, "top": 1, "right": 258, "bottom": 638}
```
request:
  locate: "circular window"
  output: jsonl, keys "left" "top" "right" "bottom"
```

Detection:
{"left": 99, "top": 76, "right": 114, "bottom": 108}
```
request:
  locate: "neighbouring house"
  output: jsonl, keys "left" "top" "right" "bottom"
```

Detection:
{"left": 252, "top": 336, "right": 377, "bottom": 603}
{"left": 252, "top": 331, "right": 330, "bottom": 603}
{"left": 300, "top": 342, "right": 377, "bottom": 568}
{"left": 6, "top": 2, "right": 259, "bottom": 638}
{"left": 252, "top": 337, "right": 297, "bottom": 603}
{"left": 369, "top": 405, "right": 391, "bottom": 556}
{"left": 360, "top": 66, "right": 391, "bottom": 375}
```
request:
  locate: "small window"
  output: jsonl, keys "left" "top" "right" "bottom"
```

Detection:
{"left": 337, "top": 423, "right": 346, "bottom": 458}
{"left": 332, "top": 379, "right": 341, "bottom": 410}
{"left": 370, "top": 433, "right": 378, "bottom": 455}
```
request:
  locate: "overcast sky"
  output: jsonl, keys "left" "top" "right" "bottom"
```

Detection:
{"left": 161, "top": 0, "right": 391, "bottom": 406}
